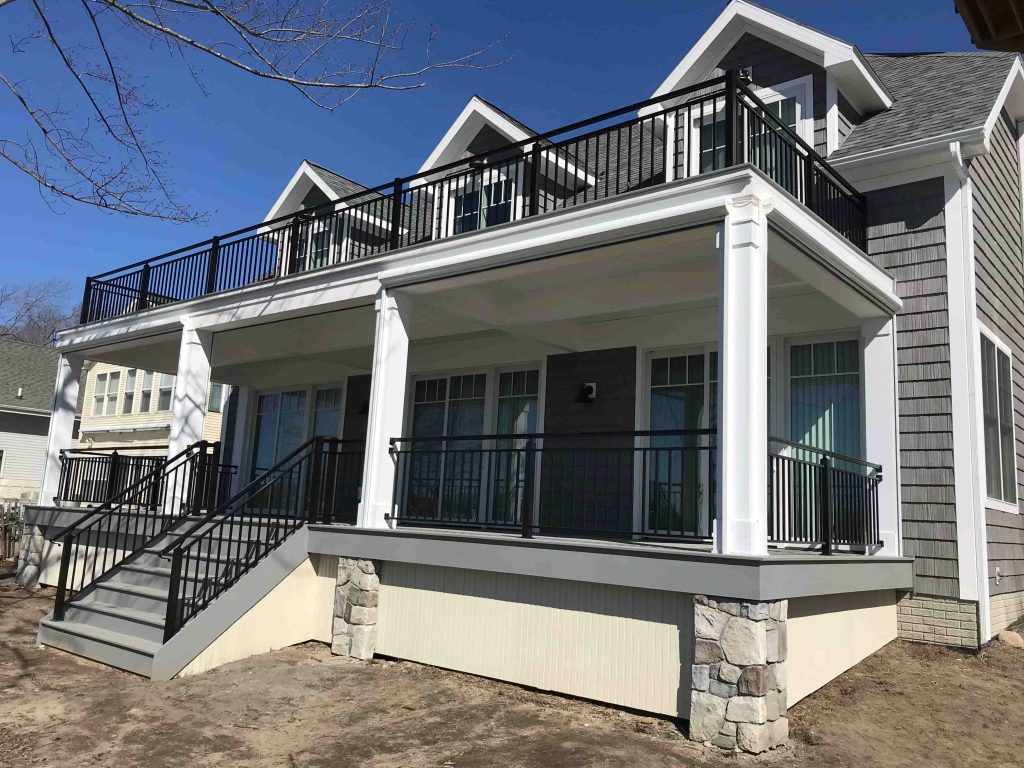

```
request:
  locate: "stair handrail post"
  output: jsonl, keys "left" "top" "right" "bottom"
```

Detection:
{"left": 104, "top": 450, "right": 121, "bottom": 502}
{"left": 389, "top": 177, "right": 404, "bottom": 251}
{"left": 521, "top": 438, "right": 536, "bottom": 539}
{"left": 163, "top": 548, "right": 184, "bottom": 643}
{"left": 205, "top": 235, "right": 221, "bottom": 295}
{"left": 306, "top": 436, "right": 326, "bottom": 525}
{"left": 206, "top": 441, "right": 222, "bottom": 511}
{"left": 819, "top": 456, "right": 833, "bottom": 556}
{"left": 53, "top": 532, "right": 74, "bottom": 621}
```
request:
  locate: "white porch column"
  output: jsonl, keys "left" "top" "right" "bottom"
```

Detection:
{"left": 39, "top": 353, "right": 84, "bottom": 506}
{"left": 168, "top": 323, "right": 213, "bottom": 457}
{"left": 716, "top": 196, "right": 770, "bottom": 556}
{"left": 862, "top": 317, "right": 901, "bottom": 555}
{"left": 358, "top": 288, "right": 412, "bottom": 529}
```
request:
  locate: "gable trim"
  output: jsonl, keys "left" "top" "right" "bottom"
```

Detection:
{"left": 982, "top": 57, "right": 1024, "bottom": 152}
{"left": 417, "top": 96, "right": 535, "bottom": 176}
{"left": 648, "top": 0, "right": 891, "bottom": 115}
{"left": 265, "top": 161, "right": 341, "bottom": 222}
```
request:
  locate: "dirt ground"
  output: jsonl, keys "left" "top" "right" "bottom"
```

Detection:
{"left": 2, "top": 561, "right": 1022, "bottom": 768}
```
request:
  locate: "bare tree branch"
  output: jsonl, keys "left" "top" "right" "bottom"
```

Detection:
{"left": 0, "top": 281, "right": 79, "bottom": 346}
{"left": 0, "top": 1, "right": 508, "bottom": 220}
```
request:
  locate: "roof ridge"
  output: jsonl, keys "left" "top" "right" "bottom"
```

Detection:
{"left": 302, "top": 159, "right": 369, "bottom": 190}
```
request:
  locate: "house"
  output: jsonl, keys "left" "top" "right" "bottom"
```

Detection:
{"left": 17, "top": 0, "right": 1024, "bottom": 753}
{"left": 0, "top": 339, "right": 60, "bottom": 502}
{"left": 53, "top": 361, "right": 230, "bottom": 507}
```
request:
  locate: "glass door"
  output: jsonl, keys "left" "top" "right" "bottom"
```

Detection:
{"left": 251, "top": 390, "right": 309, "bottom": 478}
{"left": 492, "top": 370, "right": 540, "bottom": 526}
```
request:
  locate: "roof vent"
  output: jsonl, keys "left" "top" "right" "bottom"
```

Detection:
{"left": 16, "top": 387, "right": 23, "bottom": 399}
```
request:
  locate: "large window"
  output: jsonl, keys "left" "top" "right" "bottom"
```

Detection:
{"left": 789, "top": 339, "right": 861, "bottom": 459}
{"left": 249, "top": 385, "right": 344, "bottom": 478}
{"left": 93, "top": 371, "right": 120, "bottom": 416}
{"left": 123, "top": 369, "right": 136, "bottom": 414}
{"left": 453, "top": 177, "right": 516, "bottom": 235}
{"left": 981, "top": 333, "right": 1017, "bottom": 505}
{"left": 157, "top": 373, "right": 175, "bottom": 411}
{"left": 209, "top": 382, "right": 224, "bottom": 414}
{"left": 140, "top": 371, "right": 154, "bottom": 412}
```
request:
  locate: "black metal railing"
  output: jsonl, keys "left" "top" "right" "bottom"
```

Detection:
{"left": 79, "top": 71, "right": 866, "bottom": 325}
{"left": 52, "top": 441, "right": 227, "bottom": 620}
{"left": 768, "top": 437, "right": 882, "bottom": 554}
{"left": 390, "top": 430, "right": 881, "bottom": 553}
{"left": 55, "top": 446, "right": 236, "bottom": 507}
{"left": 161, "top": 437, "right": 363, "bottom": 641}
{"left": 391, "top": 429, "right": 718, "bottom": 540}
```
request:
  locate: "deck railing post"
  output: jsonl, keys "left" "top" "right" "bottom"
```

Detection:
{"left": 819, "top": 457, "right": 833, "bottom": 556}
{"left": 306, "top": 437, "right": 325, "bottom": 525}
{"left": 137, "top": 263, "right": 151, "bottom": 311}
{"left": 389, "top": 178, "right": 403, "bottom": 251}
{"left": 723, "top": 69, "right": 737, "bottom": 168}
{"left": 529, "top": 144, "right": 542, "bottom": 216}
{"left": 80, "top": 278, "right": 93, "bottom": 324}
{"left": 521, "top": 439, "right": 536, "bottom": 539}
{"left": 288, "top": 218, "right": 302, "bottom": 275}
{"left": 205, "top": 236, "right": 220, "bottom": 295}
{"left": 104, "top": 451, "right": 120, "bottom": 502}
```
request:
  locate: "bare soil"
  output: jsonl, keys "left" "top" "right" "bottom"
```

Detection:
{"left": 2, "top": 560, "right": 1021, "bottom": 767}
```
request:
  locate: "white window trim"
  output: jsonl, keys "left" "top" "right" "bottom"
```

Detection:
{"left": 979, "top": 321, "right": 1020, "bottom": 514}
{"left": 244, "top": 382, "right": 348, "bottom": 481}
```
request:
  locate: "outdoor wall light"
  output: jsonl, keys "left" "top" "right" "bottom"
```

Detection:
{"left": 574, "top": 382, "right": 597, "bottom": 403}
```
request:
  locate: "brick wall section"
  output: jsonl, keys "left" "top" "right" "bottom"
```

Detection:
{"left": 897, "top": 594, "right": 979, "bottom": 648}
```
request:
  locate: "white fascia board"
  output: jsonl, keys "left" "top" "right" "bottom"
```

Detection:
{"left": 645, "top": 0, "right": 891, "bottom": 115}
{"left": 264, "top": 160, "right": 340, "bottom": 222}
{"left": 830, "top": 127, "right": 988, "bottom": 176}
{"left": 416, "top": 96, "right": 534, "bottom": 177}
{"left": 982, "top": 57, "right": 1024, "bottom": 151}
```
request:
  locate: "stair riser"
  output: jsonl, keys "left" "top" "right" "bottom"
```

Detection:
{"left": 62, "top": 606, "right": 165, "bottom": 644}
{"left": 83, "top": 587, "right": 167, "bottom": 614}
{"left": 38, "top": 622, "right": 154, "bottom": 678}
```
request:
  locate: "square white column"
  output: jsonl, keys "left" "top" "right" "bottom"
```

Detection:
{"left": 39, "top": 353, "right": 84, "bottom": 505}
{"left": 358, "top": 288, "right": 412, "bottom": 529}
{"left": 862, "top": 317, "right": 901, "bottom": 555}
{"left": 168, "top": 324, "right": 213, "bottom": 457}
{"left": 716, "top": 196, "right": 770, "bottom": 556}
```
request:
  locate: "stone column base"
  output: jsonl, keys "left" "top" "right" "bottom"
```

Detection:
{"left": 14, "top": 524, "right": 43, "bottom": 589}
{"left": 331, "top": 557, "right": 381, "bottom": 660}
{"left": 689, "top": 595, "right": 788, "bottom": 754}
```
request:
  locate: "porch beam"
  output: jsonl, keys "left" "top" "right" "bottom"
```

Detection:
{"left": 716, "top": 196, "right": 770, "bottom": 556}
{"left": 168, "top": 323, "right": 213, "bottom": 457}
{"left": 39, "top": 353, "right": 84, "bottom": 506}
{"left": 359, "top": 288, "right": 412, "bottom": 529}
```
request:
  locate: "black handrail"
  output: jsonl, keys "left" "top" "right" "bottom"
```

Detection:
{"left": 79, "top": 71, "right": 866, "bottom": 325}
{"left": 52, "top": 440, "right": 225, "bottom": 621}
{"left": 161, "top": 436, "right": 364, "bottom": 641}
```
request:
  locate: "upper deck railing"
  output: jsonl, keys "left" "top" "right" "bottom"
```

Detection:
{"left": 79, "top": 71, "right": 866, "bottom": 326}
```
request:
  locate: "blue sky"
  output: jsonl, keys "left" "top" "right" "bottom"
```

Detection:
{"left": 0, "top": 0, "right": 974, "bottom": 299}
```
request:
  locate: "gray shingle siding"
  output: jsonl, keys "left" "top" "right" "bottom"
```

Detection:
{"left": 0, "top": 339, "right": 59, "bottom": 414}
{"left": 836, "top": 92, "right": 861, "bottom": 149}
{"left": 867, "top": 178, "right": 959, "bottom": 598}
{"left": 710, "top": 33, "right": 827, "bottom": 155}
{"left": 970, "top": 109, "right": 1024, "bottom": 596}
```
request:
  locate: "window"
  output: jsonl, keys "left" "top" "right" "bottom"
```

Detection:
{"left": 209, "top": 382, "right": 224, "bottom": 414}
{"left": 123, "top": 369, "right": 137, "bottom": 414}
{"left": 312, "top": 387, "right": 342, "bottom": 437}
{"left": 93, "top": 371, "right": 120, "bottom": 416}
{"left": 452, "top": 177, "right": 516, "bottom": 235}
{"left": 252, "top": 390, "right": 308, "bottom": 476}
{"left": 157, "top": 373, "right": 175, "bottom": 411}
{"left": 789, "top": 340, "right": 861, "bottom": 459}
{"left": 981, "top": 333, "right": 1017, "bottom": 505}
{"left": 140, "top": 371, "right": 154, "bottom": 412}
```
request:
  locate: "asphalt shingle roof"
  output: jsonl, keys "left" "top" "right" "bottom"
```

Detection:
{"left": 833, "top": 51, "right": 1018, "bottom": 159}
{"left": 0, "top": 339, "right": 59, "bottom": 414}
{"left": 304, "top": 160, "right": 379, "bottom": 200}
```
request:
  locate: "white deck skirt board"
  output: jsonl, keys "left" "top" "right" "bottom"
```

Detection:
{"left": 787, "top": 589, "right": 898, "bottom": 704}
{"left": 376, "top": 562, "right": 694, "bottom": 718}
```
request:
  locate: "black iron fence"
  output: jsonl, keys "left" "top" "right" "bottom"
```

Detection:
{"left": 161, "top": 437, "right": 364, "bottom": 641}
{"left": 53, "top": 441, "right": 228, "bottom": 620}
{"left": 390, "top": 430, "right": 880, "bottom": 553}
{"left": 56, "top": 446, "right": 236, "bottom": 508}
{"left": 80, "top": 71, "right": 865, "bottom": 325}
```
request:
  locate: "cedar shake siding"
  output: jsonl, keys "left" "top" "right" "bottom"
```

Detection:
{"left": 711, "top": 33, "right": 828, "bottom": 155}
{"left": 867, "top": 178, "right": 959, "bottom": 597}
{"left": 971, "top": 109, "right": 1024, "bottom": 597}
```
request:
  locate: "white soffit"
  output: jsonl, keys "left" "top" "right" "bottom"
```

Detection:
{"left": 646, "top": 0, "right": 892, "bottom": 115}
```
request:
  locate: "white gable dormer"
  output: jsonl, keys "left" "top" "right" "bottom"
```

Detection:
{"left": 264, "top": 160, "right": 345, "bottom": 222}
{"left": 418, "top": 96, "right": 535, "bottom": 176}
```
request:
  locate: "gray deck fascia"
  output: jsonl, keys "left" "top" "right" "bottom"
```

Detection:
{"left": 306, "top": 525, "right": 913, "bottom": 601}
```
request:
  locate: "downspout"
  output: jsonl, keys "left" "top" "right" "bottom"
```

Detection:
{"left": 949, "top": 141, "right": 993, "bottom": 643}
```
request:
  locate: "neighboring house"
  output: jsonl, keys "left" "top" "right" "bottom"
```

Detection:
{"left": 0, "top": 339, "right": 60, "bottom": 502}
{"left": 77, "top": 362, "right": 226, "bottom": 450}
{"left": 20, "top": 1, "right": 1024, "bottom": 754}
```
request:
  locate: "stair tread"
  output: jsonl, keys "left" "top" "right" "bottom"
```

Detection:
{"left": 94, "top": 581, "right": 169, "bottom": 599}
{"left": 68, "top": 600, "right": 166, "bottom": 626}
{"left": 40, "top": 619, "right": 161, "bottom": 655}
